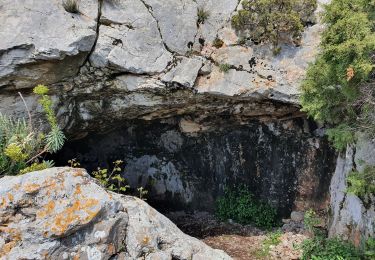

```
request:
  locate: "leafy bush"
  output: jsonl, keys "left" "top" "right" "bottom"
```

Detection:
{"left": 304, "top": 209, "right": 321, "bottom": 234}
{"left": 231, "top": 0, "right": 317, "bottom": 48}
{"left": 301, "top": 0, "right": 375, "bottom": 149}
{"left": 0, "top": 85, "right": 65, "bottom": 176}
{"left": 364, "top": 237, "right": 375, "bottom": 260}
{"left": 300, "top": 236, "right": 361, "bottom": 260}
{"left": 347, "top": 166, "right": 375, "bottom": 199}
{"left": 216, "top": 186, "right": 278, "bottom": 229}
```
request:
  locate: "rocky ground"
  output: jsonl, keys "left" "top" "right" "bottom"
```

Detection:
{"left": 167, "top": 211, "right": 309, "bottom": 260}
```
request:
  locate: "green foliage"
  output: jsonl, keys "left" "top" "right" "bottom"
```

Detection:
{"left": 219, "top": 63, "right": 231, "bottom": 73}
{"left": 0, "top": 85, "right": 65, "bottom": 176}
{"left": 212, "top": 38, "right": 224, "bottom": 48}
{"left": 33, "top": 85, "right": 66, "bottom": 153}
{"left": 231, "top": 0, "right": 317, "bottom": 48}
{"left": 304, "top": 209, "right": 321, "bottom": 234}
{"left": 300, "top": 236, "right": 360, "bottom": 260}
{"left": 19, "top": 161, "right": 54, "bottom": 175}
{"left": 68, "top": 158, "right": 81, "bottom": 168}
{"left": 326, "top": 124, "right": 356, "bottom": 151}
{"left": 91, "top": 160, "right": 149, "bottom": 200}
{"left": 62, "top": 0, "right": 79, "bottom": 14}
{"left": 364, "top": 237, "right": 375, "bottom": 259}
{"left": 215, "top": 186, "right": 278, "bottom": 229}
{"left": 301, "top": 0, "right": 375, "bottom": 149}
{"left": 300, "top": 209, "right": 373, "bottom": 259}
{"left": 347, "top": 166, "right": 375, "bottom": 199}
{"left": 197, "top": 8, "right": 209, "bottom": 24}
{"left": 256, "top": 230, "right": 282, "bottom": 257}
{"left": 137, "top": 187, "right": 148, "bottom": 201}
{"left": 93, "top": 160, "right": 130, "bottom": 194}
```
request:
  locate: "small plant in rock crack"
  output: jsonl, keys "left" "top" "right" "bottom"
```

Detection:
{"left": 92, "top": 160, "right": 130, "bottom": 194}
{"left": 68, "top": 158, "right": 81, "bottom": 168}
{"left": 219, "top": 63, "right": 231, "bottom": 73}
{"left": 197, "top": 8, "right": 210, "bottom": 25}
{"left": 212, "top": 38, "right": 224, "bottom": 48}
{"left": 62, "top": 0, "right": 79, "bottom": 14}
{"left": 137, "top": 187, "right": 148, "bottom": 201}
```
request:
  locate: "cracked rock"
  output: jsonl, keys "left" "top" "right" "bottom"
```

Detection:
{"left": 162, "top": 57, "right": 203, "bottom": 88}
{"left": 90, "top": 0, "right": 173, "bottom": 74}
{"left": 142, "top": 0, "right": 198, "bottom": 54}
{"left": 0, "top": 0, "right": 98, "bottom": 89}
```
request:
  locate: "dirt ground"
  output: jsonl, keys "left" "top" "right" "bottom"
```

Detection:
{"left": 167, "top": 211, "right": 308, "bottom": 260}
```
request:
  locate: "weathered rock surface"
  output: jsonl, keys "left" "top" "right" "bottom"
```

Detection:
{"left": 1, "top": 0, "right": 327, "bottom": 131}
{"left": 90, "top": 0, "right": 173, "bottom": 74}
{"left": 0, "top": 167, "right": 230, "bottom": 260}
{"left": 0, "top": 0, "right": 98, "bottom": 89}
{"left": 329, "top": 136, "right": 375, "bottom": 245}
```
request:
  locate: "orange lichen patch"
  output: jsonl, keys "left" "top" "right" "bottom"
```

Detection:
{"left": 13, "top": 183, "right": 21, "bottom": 191}
{"left": 74, "top": 185, "right": 82, "bottom": 196}
{"left": 142, "top": 236, "right": 150, "bottom": 245}
{"left": 73, "top": 169, "right": 85, "bottom": 177}
{"left": 23, "top": 183, "right": 41, "bottom": 194}
{"left": 73, "top": 254, "right": 80, "bottom": 260}
{"left": 7, "top": 193, "right": 14, "bottom": 202}
{"left": 50, "top": 198, "right": 99, "bottom": 236}
{"left": 37, "top": 200, "right": 56, "bottom": 218}
{"left": 107, "top": 244, "right": 116, "bottom": 255}
{"left": 0, "top": 197, "right": 6, "bottom": 207}
{"left": 0, "top": 227, "right": 21, "bottom": 257}
{"left": 0, "top": 241, "right": 17, "bottom": 257}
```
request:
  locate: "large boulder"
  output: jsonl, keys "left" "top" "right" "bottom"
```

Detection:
{"left": 0, "top": 167, "right": 230, "bottom": 260}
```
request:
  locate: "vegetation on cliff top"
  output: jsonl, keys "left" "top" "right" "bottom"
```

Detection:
{"left": 301, "top": 0, "right": 375, "bottom": 151}
{"left": 232, "top": 0, "right": 317, "bottom": 50}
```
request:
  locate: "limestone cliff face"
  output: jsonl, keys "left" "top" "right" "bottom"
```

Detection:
{"left": 329, "top": 136, "right": 375, "bottom": 245}
{"left": 1, "top": 1, "right": 335, "bottom": 218}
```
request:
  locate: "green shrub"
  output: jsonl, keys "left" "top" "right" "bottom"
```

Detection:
{"left": 62, "top": 0, "right": 79, "bottom": 14}
{"left": 197, "top": 8, "right": 209, "bottom": 25}
{"left": 0, "top": 85, "right": 65, "bottom": 176}
{"left": 364, "top": 237, "right": 375, "bottom": 260}
{"left": 304, "top": 209, "right": 321, "bottom": 234}
{"left": 219, "top": 63, "right": 231, "bottom": 73}
{"left": 231, "top": 0, "right": 317, "bottom": 48}
{"left": 347, "top": 166, "right": 375, "bottom": 199}
{"left": 300, "top": 236, "right": 361, "bottom": 260}
{"left": 212, "top": 38, "right": 224, "bottom": 48}
{"left": 300, "top": 0, "right": 375, "bottom": 149}
{"left": 215, "top": 186, "right": 278, "bottom": 229}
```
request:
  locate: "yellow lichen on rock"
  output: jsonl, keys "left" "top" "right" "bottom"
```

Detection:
{"left": 50, "top": 198, "right": 99, "bottom": 236}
